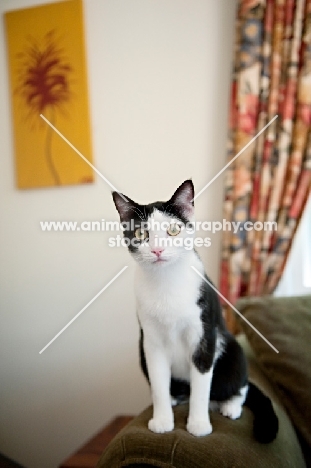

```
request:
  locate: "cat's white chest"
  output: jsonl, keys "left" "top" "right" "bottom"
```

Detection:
{"left": 135, "top": 257, "right": 204, "bottom": 382}
{"left": 135, "top": 256, "right": 203, "bottom": 323}
{"left": 142, "top": 313, "right": 202, "bottom": 381}
{"left": 166, "top": 326, "right": 192, "bottom": 380}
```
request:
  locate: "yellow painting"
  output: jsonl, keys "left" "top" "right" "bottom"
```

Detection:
{"left": 5, "top": 0, "right": 94, "bottom": 189}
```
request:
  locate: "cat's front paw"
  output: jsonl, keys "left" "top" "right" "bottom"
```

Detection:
{"left": 148, "top": 417, "right": 174, "bottom": 433}
{"left": 187, "top": 418, "right": 212, "bottom": 437}
{"left": 220, "top": 400, "right": 242, "bottom": 420}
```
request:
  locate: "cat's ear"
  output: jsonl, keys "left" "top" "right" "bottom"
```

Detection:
{"left": 170, "top": 180, "right": 194, "bottom": 217}
{"left": 112, "top": 191, "right": 136, "bottom": 223}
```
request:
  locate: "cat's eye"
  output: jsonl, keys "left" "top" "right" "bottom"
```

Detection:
{"left": 167, "top": 223, "right": 182, "bottom": 236}
{"left": 134, "top": 228, "right": 148, "bottom": 240}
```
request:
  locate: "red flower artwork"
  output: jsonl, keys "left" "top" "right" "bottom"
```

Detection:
{"left": 16, "top": 30, "right": 72, "bottom": 185}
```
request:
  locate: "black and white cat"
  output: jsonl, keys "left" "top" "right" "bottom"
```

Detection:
{"left": 112, "top": 180, "right": 278, "bottom": 442}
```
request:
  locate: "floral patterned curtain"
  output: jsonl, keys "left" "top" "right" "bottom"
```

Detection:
{"left": 220, "top": 0, "right": 311, "bottom": 332}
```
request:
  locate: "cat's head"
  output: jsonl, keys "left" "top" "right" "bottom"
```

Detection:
{"left": 112, "top": 180, "right": 195, "bottom": 267}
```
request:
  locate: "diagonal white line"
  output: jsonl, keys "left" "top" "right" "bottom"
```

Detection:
{"left": 192, "top": 115, "right": 278, "bottom": 201}
{"left": 191, "top": 266, "right": 279, "bottom": 354}
{"left": 39, "top": 266, "right": 128, "bottom": 354}
{"left": 40, "top": 114, "right": 128, "bottom": 202}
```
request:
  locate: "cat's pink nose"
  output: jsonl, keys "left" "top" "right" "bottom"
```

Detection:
{"left": 151, "top": 248, "right": 164, "bottom": 258}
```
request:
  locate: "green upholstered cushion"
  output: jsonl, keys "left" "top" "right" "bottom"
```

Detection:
{"left": 96, "top": 334, "right": 306, "bottom": 467}
{"left": 237, "top": 295, "right": 311, "bottom": 464}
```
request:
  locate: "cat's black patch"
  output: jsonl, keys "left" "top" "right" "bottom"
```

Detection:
{"left": 139, "top": 327, "right": 149, "bottom": 382}
{"left": 192, "top": 331, "right": 215, "bottom": 373}
{"left": 170, "top": 377, "right": 190, "bottom": 402}
{"left": 157, "top": 200, "right": 189, "bottom": 226}
{"left": 192, "top": 275, "right": 225, "bottom": 373}
{"left": 210, "top": 333, "right": 248, "bottom": 401}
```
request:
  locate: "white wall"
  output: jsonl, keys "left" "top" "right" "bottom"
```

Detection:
{"left": 0, "top": 1, "right": 236, "bottom": 467}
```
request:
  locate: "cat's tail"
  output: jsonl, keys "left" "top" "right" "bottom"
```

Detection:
{"left": 244, "top": 382, "right": 279, "bottom": 443}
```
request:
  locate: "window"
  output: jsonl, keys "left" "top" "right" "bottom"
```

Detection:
{"left": 275, "top": 194, "right": 311, "bottom": 296}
